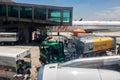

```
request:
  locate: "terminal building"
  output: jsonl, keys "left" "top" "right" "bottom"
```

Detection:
{"left": 0, "top": 2, "right": 73, "bottom": 43}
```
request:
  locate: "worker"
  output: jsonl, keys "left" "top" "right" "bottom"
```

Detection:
{"left": 17, "top": 64, "right": 24, "bottom": 74}
{"left": 34, "top": 32, "right": 38, "bottom": 40}
{"left": 16, "top": 59, "right": 26, "bottom": 74}
{"left": 16, "top": 60, "right": 22, "bottom": 71}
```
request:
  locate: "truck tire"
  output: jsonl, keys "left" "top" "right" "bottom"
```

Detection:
{"left": 39, "top": 56, "right": 47, "bottom": 64}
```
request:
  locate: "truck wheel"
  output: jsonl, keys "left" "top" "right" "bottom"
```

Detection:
{"left": 39, "top": 57, "right": 47, "bottom": 64}
{"left": 1, "top": 42, "right": 4, "bottom": 45}
{"left": 97, "top": 52, "right": 106, "bottom": 56}
{"left": 117, "top": 49, "right": 120, "bottom": 55}
{"left": 11, "top": 42, "right": 15, "bottom": 45}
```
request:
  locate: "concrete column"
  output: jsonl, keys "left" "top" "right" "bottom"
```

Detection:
{"left": 18, "top": 26, "right": 33, "bottom": 43}
{"left": 28, "top": 27, "right": 33, "bottom": 43}
{"left": 23, "top": 27, "right": 32, "bottom": 43}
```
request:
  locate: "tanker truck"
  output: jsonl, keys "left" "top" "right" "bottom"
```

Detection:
{"left": 39, "top": 35, "right": 116, "bottom": 64}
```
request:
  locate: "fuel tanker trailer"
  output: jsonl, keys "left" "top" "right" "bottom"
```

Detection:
{"left": 65, "top": 36, "right": 116, "bottom": 57}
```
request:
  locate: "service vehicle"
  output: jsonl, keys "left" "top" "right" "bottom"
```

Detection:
{"left": 39, "top": 35, "right": 116, "bottom": 64}
{"left": 39, "top": 39, "right": 64, "bottom": 64}
{"left": 0, "top": 47, "right": 31, "bottom": 79}
{"left": 0, "top": 32, "right": 19, "bottom": 45}
{"left": 38, "top": 55, "right": 120, "bottom": 80}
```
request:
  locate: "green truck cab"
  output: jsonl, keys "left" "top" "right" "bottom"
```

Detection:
{"left": 39, "top": 39, "right": 65, "bottom": 64}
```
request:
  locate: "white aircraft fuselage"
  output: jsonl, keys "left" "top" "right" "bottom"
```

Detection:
{"left": 72, "top": 21, "right": 120, "bottom": 31}
{"left": 38, "top": 56, "right": 120, "bottom": 80}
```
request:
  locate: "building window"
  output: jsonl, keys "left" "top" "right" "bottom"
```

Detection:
{"left": 63, "top": 10, "right": 70, "bottom": 22}
{"left": 34, "top": 8, "right": 46, "bottom": 20}
{"left": 20, "top": 6, "right": 32, "bottom": 19}
{"left": 8, "top": 5, "right": 18, "bottom": 17}
{"left": 0, "top": 5, "right": 6, "bottom": 16}
{"left": 48, "top": 9, "right": 61, "bottom": 22}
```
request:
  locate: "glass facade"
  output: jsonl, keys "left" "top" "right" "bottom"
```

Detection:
{"left": 48, "top": 9, "right": 61, "bottom": 22}
{"left": 63, "top": 10, "right": 70, "bottom": 22}
{"left": 34, "top": 8, "right": 46, "bottom": 20}
{"left": 8, "top": 5, "right": 18, "bottom": 17}
{"left": 0, "top": 5, "right": 6, "bottom": 16}
{"left": 20, "top": 6, "right": 32, "bottom": 19}
{"left": 0, "top": 3, "right": 72, "bottom": 25}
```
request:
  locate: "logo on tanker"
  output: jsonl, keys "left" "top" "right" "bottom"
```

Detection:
{"left": 89, "top": 44, "right": 94, "bottom": 50}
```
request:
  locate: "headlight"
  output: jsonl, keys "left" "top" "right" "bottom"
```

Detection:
{"left": 37, "top": 66, "right": 44, "bottom": 80}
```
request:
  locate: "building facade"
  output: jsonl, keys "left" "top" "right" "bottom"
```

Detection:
{"left": 0, "top": 2, "right": 73, "bottom": 43}
{"left": 0, "top": 2, "right": 72, "bottom": 26}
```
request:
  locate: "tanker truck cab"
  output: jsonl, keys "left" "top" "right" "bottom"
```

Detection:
{"left": 0, "top": 47, "right": 31, "bottom": 79}
{"left": 40, "top": 39, "right": 64, "bottom": 64}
